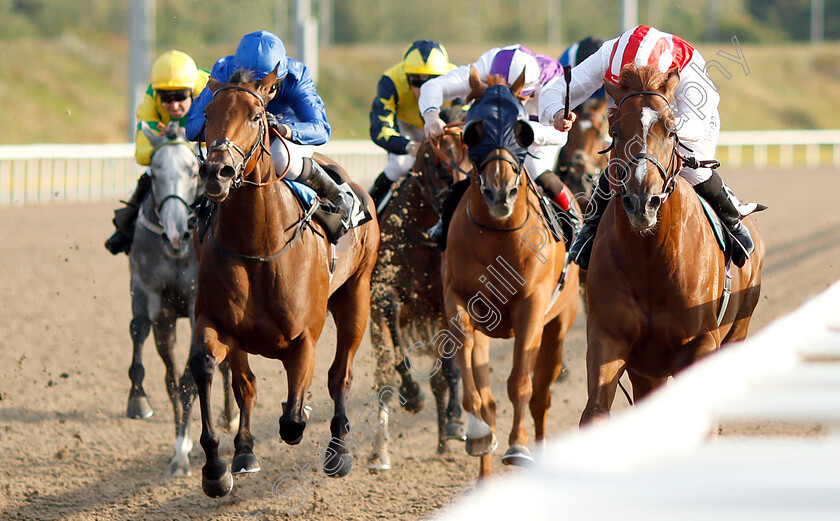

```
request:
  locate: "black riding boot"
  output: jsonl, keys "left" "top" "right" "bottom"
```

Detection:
{"left": 534, "top": 170, "right": 571, "bottom": 211}
{"left": 104, "top": 173, "right": 152, "bottom": 255}
{"left": 568, "top": 172, "right": 612, "bottom": 270}
{"left": 426, "top": 179, "right": 470, "bottom": 252}
{"left": 298, "top": 157, "right": 353, "bottom": 222}
{"left": 368, "top": 172, "right": 395, "bottom": 214}
{"left": 693, "top": 170, "right": 755, "bottom": 267}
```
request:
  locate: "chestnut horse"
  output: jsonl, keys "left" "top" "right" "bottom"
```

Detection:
{"left": 188, "top": 70, "right": 379, "bottom": 497}
{"left": 442, "top": 67, "right": 580, "bottom": 479}
{"left": 369, "top": 114, "right": 472, "bottom": 471}
{"left": 581, "top": 65, "right": 764, "bottom": 425}
{"left": 555, "top": 96, "right": 609, "bottom": 208}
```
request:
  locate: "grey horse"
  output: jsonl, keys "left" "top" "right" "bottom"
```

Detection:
{"left": 125, "top": 123, "right": 236, "bottom": 476}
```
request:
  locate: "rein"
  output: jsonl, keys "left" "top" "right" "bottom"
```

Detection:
{"left": 141, "top": 138, "right": 199, "bottom": 234}
{"left": 421, "top": 123, "right": 471, "bottom": 214}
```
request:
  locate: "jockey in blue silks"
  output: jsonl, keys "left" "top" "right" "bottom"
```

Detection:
{"left": 186, "top": 30, "right": 352, "bottom": 223}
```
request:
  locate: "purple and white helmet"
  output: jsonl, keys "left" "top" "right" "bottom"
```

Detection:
{"left": 488, "top": 44, "right": 540, "bottom": 96}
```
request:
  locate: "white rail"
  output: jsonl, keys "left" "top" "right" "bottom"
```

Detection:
{"left": 0, "top": 131, "right": 836, "bottom": 206}
{"left": 435, "top": 280, "right": 840, "bottom": 521}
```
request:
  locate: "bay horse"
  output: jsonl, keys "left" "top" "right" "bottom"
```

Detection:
{"left": 581, "top": 65, "right": 765, "bottom": 425}
{"left": 442, "top": 67, "right": 580, "bottom": 479}
{"left": 189, "top": 69, "right": 379, "bottom": 497}
{"left": 125, "top": 123, "right": 237, "bottom": 476}
{"left": 555, "top": 96, "right": 609, "bottom": 209}
{"left": 368, "top": 110, "right": 472, "bottom": 471}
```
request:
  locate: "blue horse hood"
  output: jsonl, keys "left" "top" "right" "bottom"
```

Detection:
{"left": 465, "top": 84, "right": 531, "bottom": 166}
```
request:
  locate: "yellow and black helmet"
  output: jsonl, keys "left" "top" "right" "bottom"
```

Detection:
{"left": 402, "top": 40, "right": 450, "bottom": 76}
{"left": 151, "top": 50, "right": 199, "bottom": 91}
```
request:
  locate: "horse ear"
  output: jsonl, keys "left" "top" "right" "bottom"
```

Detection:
{"left": 207, "top": 77, "right": 221, "bottom": 93}
{"left": 467, "top": 65, "right": 484, "bottom": 102}
{"left": 511, "top": 70, "right": 526, "bottom": 97}
{"left": 515, "top": 120, "right": 534, "bottom": 149}
{"left": 604, "top": 79, "right": 624, "bottom": 104}
{"left": 141, "top": 121, "right": 163, "bottom": 146}
{"left": 463, "top": 120, "right": 485, "bottom": 148}
{"left": 662, "top": 67, "right": 680, "bottom": 99}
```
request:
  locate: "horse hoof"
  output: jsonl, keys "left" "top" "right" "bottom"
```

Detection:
{"left": 169, "top": 461, "right": 190, "bottom": 477}
{"left": 399, "top": 383, "right": 425, "bottom": 413}
{"left": 126, "top": 396, "right": 153, "bottom": 419}
{"left": 368, "top": 453, "right": 391, "bottom": 472}
{"left": 324, "top": 451, "right": 354, "bottom": 478}
{"left": 279, "top": 419, "right": 307, "bottom": 446}
{"left": 218, "top": 415, "right": 240, "bottom": 433}
{"left": 202, "top": 467, "right": 233, "bottom": 498}
{"left": 501, "top": 445, "right": 534, "bottom": 467}
{"left": 465, "top": 432, "right": 498, "bottom": 457}
{"left": 554, "top": 366, "right": 571, "bottom": 383}
{"left": 443, "top": 420, "right": 466, "bottom": 441}
{"left": 232, "top": 453, "right": 261, "bottom": 474}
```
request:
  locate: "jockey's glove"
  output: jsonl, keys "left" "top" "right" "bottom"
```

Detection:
{"left": 423, "top": 109, "right": 446, "bottom": 140}
{"left": 266, "top": 112, "right": 281, "bottom": 132}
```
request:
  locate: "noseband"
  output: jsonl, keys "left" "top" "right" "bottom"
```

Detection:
{"left": 201, "top": 85, "right": 275, "bottom": 189}
{"left": 148, "top": 138, "right": 198, "bottom": 220}
{"left": 475, "top": 149, "right": 523, "bottom": 193}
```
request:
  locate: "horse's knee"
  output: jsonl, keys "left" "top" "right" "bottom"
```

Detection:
{"left": 189, "top": 351, "right": 216, "bottom": 382}
{"left": 130, "top": 316, "right": 152, "bottom": 341}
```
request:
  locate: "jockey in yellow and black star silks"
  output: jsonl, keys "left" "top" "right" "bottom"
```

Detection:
{"left": 367, "top": 40, "right": 457, "bottom": 213}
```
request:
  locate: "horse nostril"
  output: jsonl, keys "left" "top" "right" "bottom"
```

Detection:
{"left": 648, "top": 197, "right": 662, "bottom": 211}
{"left": 622, "top": 196, "right": 634, "bottom": 214}
{"left": 509, "top": 187, "right": 518, "bottom": 197}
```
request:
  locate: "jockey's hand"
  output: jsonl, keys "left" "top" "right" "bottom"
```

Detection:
{"left": 266, "top": 112, "right": 281, "bottom": 132}
{"left": 423, "top": 109, "right": 446, "bottom": 140}
{"left": 406, "top": 141, "right": 419, "bottom": 157}
{"left": 164, "top": 120, "right": 180, "bottom": 134}
{"left": 552, "top": 110, "right": 577, "bottom": 132}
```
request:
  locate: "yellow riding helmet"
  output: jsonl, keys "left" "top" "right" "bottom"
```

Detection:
{"left": 402, "top": 40, "right": 450, "bottom": 76}
{"left": 151, "top": 50, "right": 199, "bottom": 91}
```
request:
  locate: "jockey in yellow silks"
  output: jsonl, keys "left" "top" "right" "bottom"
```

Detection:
{"left": 105, "top": 50, "right": 209, "bottom": 255}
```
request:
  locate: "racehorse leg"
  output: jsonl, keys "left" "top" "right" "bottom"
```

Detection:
{"left": 170, "top": 352, "right": 196, "bottom": 477}
{"left": 580, "top": 332, "right": 628, "bottom": 426}
{"left": 127, "top": 315, "right": 153, "bottom": 419}
{"left": 502, "top": 303, "right": 547, "bottom": 467}
{"left": 368, "top": 313, "right": 394, "bottom": 471}
{"left": 529, "top": 315, "right": 566, "bottom": 454}
{"left": 471, "top": 331, "right": 499, "bottom": 469}
{"left": 323, "top": 276, "right": 371, "bottom": 478}
{"left": 626, "top": 370, "right": 667, "bottom": 403}
{"left": 217, "top": 361, "right": 240, "bottom": 433}
{"left": 152, "top": 315, "right": 182, "bottom": 434}
{"left": 431, "top": 355, "right": 464, "bottom": 453}
{"left": 230, "top": 350, "right": 260, "bottom": 474}
{"left": 190, "top": 318, "right": 233, "bottom": 497}
{"left": 279, "top": 337, "right": 316, "bottom": 446}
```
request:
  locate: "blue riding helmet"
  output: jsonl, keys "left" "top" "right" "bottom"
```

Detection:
{"left": 233, "top": 30, "right": 288, "bottom": 81}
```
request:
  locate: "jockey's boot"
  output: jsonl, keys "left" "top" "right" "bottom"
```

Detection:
{"left": 368, "top": 172, "right": 395, "bottom": 215}
{"left": 426, "top": 179, "right": 471, "bottom": 252}
{"left": 568, "top": 172, "right": 612, "bottom": 270}
{"left": 299, "top": 157, "right": 354, "bottom": 226}
{"left": 693, "top": 170, "right": 755, "bottom": 267}
{"left": 104, "top": 173, "right": 152, "bottom": 255}
{"left": 534, "top": 170, "right": 572, "bottom": 212}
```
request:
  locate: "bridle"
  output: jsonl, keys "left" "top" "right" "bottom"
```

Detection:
{"left": 600, "top": 90, "right": 718, "bottom": 205}
{"left": 143, "top": 138, "right": 199, "bottom": 231}
{"left": 420, "top": 124, "right": 472, "bottom": 214}
{"left": 467, "top": 147, "right": 532, "bottom": 232}
{"left": 198, "top": 84, "right": 289, "bottom": 189}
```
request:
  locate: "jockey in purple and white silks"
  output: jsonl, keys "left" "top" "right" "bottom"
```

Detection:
{"left": 539, "top": 25, "right": 756, "bottom": 269}
{"left": 419, "top": 45, "right": 575, "bottom": 247}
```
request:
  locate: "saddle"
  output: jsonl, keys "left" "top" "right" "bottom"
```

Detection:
{"left": 532, "top": 181, "right": 581, "bottom": 247}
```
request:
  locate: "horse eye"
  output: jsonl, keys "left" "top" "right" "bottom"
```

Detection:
{"left": 254, "top": 112, "right": 262, "bottom": 122}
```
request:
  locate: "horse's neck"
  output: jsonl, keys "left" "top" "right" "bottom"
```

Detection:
{"left": 614, "top": 182, "right": 696, "bottom": 261}
{"left": 214, "top": 161, "right": 299, "bottom": 253}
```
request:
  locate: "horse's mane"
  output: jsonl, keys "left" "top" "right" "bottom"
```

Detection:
{"left": 228, "top": 68, "right": 255, "bottom": 86}
{"left": 467, "top": 73, "right": 519, "bottom": 104}
{"left": 617, "top": 64, "right": 668, "bottom": 93}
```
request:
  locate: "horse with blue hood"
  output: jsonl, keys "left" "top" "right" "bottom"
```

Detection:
{"left": 440, "top": 65, "right": 580, "bottom": 480}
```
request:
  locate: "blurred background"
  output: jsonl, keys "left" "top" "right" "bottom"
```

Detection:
{"left": 0, "top": 0, "right": 837, "bottom": 143}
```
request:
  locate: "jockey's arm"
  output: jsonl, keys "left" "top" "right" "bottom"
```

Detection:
{"left": 134, "top": 87, "right": 163, "bottom": 166}
{"left": 671, "top": 55, "right": 721, "bottom": 145}
{"left": 279, "top": 61, "right": 331, "bottom": 145}
{"left": 539, "top": 37, "right": 617, "bottom": 128}
{"left": 186, "top": 83, "right": 213, "bottom": 142}
{"left": 418, "top": 47, "right": 500, "bottom": 115}
{"left": 369, "top": 74, "right": 411, "bottom": 154}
